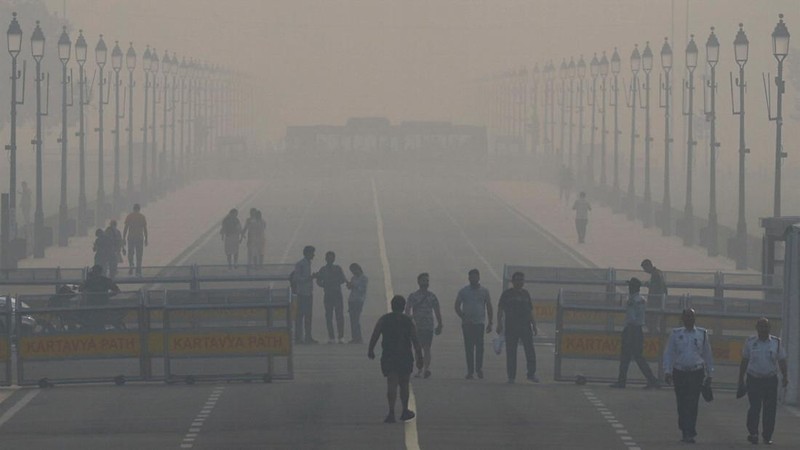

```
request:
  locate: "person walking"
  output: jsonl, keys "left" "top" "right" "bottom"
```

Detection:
{"left": 104, "top": 220, "right": 124, "bottom": 279}
{"left": 663, "top": 308, "right": 714, "bottom": 444}
{"left": 220, "top": 208, "right": 242, "bottom": 269}
{"left": 293, "top": 245, "right": 317, "bottom": 344}
{"left": 241, "top": 209, "right": 266, "bottom": 267}
{"left": 572, "top": 191, "right": 591, "bottom": 244}
{"left": 123, "top": 204, "right": 148, "bottom": 276}
{"left": 609, "top": 278, "right": 660, "bottom": 389}
{"left": 497, "top": 271, "right": 539, "bottom": 383}
{"left": 405, "top": 273, "right": 442, "bottom": 379}
{"left": 368, "top": 295, "right": 424, "bottom": 424}
{"left": 641, "top": 259, "right": 667, "bottom": 332}
{"left": 455, "top": 269, "right": 493, "bottom": 380}
{"left": 92, "top": 228, "right": 111, "bottom": 274}
{"left": 346, "top": 263, "right": 368, "bottom": 344}
{"left": 316, "top": 251, "right": 348, "bottom": 344}
{"left": 738, "top": 318, "right": 788, "bottom": 445}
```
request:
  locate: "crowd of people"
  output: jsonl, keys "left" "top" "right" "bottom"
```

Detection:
{"left": 91, "top": 203, "right": 148, "bottom": 278}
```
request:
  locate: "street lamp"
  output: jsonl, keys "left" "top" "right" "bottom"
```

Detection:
{"left": 559, "top": 59, "right": 567, "bottom": 165}
{"left": 31, "top": 21, "right": 46, "bottom": 258}
{"left": 599, "top": 52, "right": 609, "bottom": 186}
{"left": 732, "top": 24, "right": 749, "bottom": 269}
{"left": 704, "top": 27, "right": 720, "bottom": 255}
{"left": 141, "top": 46, "right": 151, "bottom": 198}
{"left": 161, "top": 50, "right": 170, "bottom": 188}
{"left": 589, "top": 54, "right": 599, "bottom": 185}
{"left": 151, "top": 49, "right": 159, "bottom": 193}
{"left": 6, "top": 13, "right": 23, "bottom": 245}
{"left": 626, "top": 45, "right": 640, "bottom": 220}
{"left": 57, "top": 27, "right": 71, "bottom": 247}
{"left": 567, "top": 58, "right": 576, "bottom": 173}
{"left": 111, "top": 41, "right": 123, "bottom": 215}
{"left": 179, "top": 56, "right": 187, "bottom": 175}
{"left": 75, "top": 30, "right": 88, "bottom": 236}
{"left": 125, "top": 43, "right": 136, "bottom": 199}
{"left": 641, "top": 42, "right": 654, "bottom": 228}
{"left": 659, "top": 37, "right": 674, "bottom": 236}
{"left": 610, "top": 48, "right": 621, "bottom": 203}
{"left": 682, "top": 35, "right": 698, "bottom": 246}
{"left": 170, "top": 53, "right": 178, "bottom": 178}
{"left": 545, "top": 61, "right": 555, "bottom": 154}
{"left": 576, "top": 56, "right": 586, "bottom": 183}
{"left": 531, "top": 63, "right": 540, "bottom": 154}
{"left": 770, "top": 14, "right": 790, "bottom": 217}
{"left": 95, "top": 35, "right": 108, "bottom": 228}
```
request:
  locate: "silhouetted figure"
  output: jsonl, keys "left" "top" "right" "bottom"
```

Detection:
{"left": 220, "top": 208, "right": 242, "bottom": 269}
{"left": 241, "top": 208, "right": 266, "bottom": 267}
{"left": 572, "top": 191, "right": 591, "bottom": 244}
{"left": 609, "top": 278, "right": 660, "bottom": 389}
{"left": 455, "top": 269, "right": 492, "bottom": 380}
{"left": 406, "top": 273, "right": 443, "bottom": 379}
{"left": 293, "top": 245, "right": 317, "bottom": 344}
{"left": 79, "top": 265, "right": 122, "bottom": 330}
{"left": 368, "top": 295, "right": 424, "bottom": 423}
{"left": 105, "top": 220, "right": 124, "bottom": 279}
{"left": 346, "top": 263, "right": 368, "bottom": 344}
{"left": 317, "top": 251, "right": 348, "bottom": 343}
{"left": 92, "top": 228, "right": 112, "bottom": 274}
{"left": 123, "top": 204, "right": 148, "bottom": 276}
{"left": 497, "top": 271, "right": 539, "bottom": 383}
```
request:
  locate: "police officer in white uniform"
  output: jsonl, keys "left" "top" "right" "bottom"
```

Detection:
{"left": 738, "top": 317, "right": 788, "bottom": 445}
{"left": 662, "top": 308, "right": 714, "bottom": 444}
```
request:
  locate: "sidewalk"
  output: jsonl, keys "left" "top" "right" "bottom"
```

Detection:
{"left": 486, "top": 180, "right": 754, "bottom": 273}
{"left": 18, "top": 179, "right": 263, "bottom": 269}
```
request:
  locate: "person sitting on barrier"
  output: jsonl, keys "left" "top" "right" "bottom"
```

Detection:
{"left": 368, "top": 295, "right": 424, "bottom": 423}
{"left": 79, "top": 265, "right": 123, "bottom": 330}
{"left": 609, "top": 277, "right": 660, "bottom": 389}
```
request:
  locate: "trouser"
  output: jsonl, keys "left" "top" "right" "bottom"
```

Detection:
{"left": 461, "top": 323, "right": 485, "bottom": 375}
{"left": 505, "top": 328, "right": 536, "bottom": 380}
{"left": 617, "top": 325, "right": 657, "bottom": 385}
{"left": 127, "top": 238, "right": 144, "bottom": 274}
{"left": 746, "top": 374, "right": 779, "bottom": 440}
{"left": 672, "top": 368, "right": 705, "bottom": 438}
{"left": 348, "top": 301, "right": 363, "bottom": 341}
{"left": 324, "top": 292, "right": 344, "bottom": 340}
{"left": 107, "top": 253, "right": 119, "bottom": 279}
{"left": 575, "top": 219, "right": 588, "bottom": 243}
{"left": 294, "top": 294, "right": 313, "bottom": 342}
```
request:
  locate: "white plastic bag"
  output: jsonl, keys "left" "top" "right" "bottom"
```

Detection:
{"left": 492, "top": 334, "right": 505, "bottom": 355}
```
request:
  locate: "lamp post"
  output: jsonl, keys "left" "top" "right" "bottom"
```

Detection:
{"left": 141, "top": 46, "right": 151, "bottom": 199}
{"left": 150, "top": 49, "right": 159, "bottom": 195}
{"left": 531, "top": 63, "right": 539, "bottom": 154}
{"left": 161, "top": 50, "right": 170, "bottom": 188}
{"left": 576, "top": 56, "right": 586, "bottom": 182}
{"left": 704, "top": 28, "right": 720, "bottom": 255}
{"left": 6, "top": 13, "right": 23, "bottom": 242}
{"left": 179, "top": 57, "right": 187, "bottom": 176}
{"left": 95, "top": 35, "right": 108, "bottom": 228}
{"left": 599, "top": 52, "right": 609, "bottom": 186}
{"left": 170, "top": 53, "right": 178, "bottom": 179}
{"left": 57, "top": 27, "right": 71, "bottom": 247}
{"left": 125, "top": 43, "right": 136, "bottom": 199}
{"left": 75, "top": 30, "right": 88, "bottom": 236}
{"left": 31, "top": 21, "right": 46, "bottom": 258}
{"left": 641, "top": 42, "right": 654, "bottom": 228}
{"left": 682, "top": 35, "right": 699, "bottom": 246}
{"left": 589, "top": 54, "right": 599, "bottom": 185}
{"left": 659, "top": 37, "right": 673, "bottom": 236}
{"left": 733, "top": 24, "right": 749, "bottom": 269}
{"left": 567, "top": 58, "right": 576, "bottom": 173}
{"left": 610, "top": 48, "right": 621, "bottom": 203}
{"left": 626, "top": 45, "right": 640, "bottom": 221}
{"left": 770, "top": 14, "right": 790, "bottom": 217}
{"left": 111, "top": 41, "right": 123, "bottom": 216}
{"left": 544, "top": 62, "right": 553, "bottom": 154}
{"left": 559, "top": 59, "right": 567, "bottom": 165}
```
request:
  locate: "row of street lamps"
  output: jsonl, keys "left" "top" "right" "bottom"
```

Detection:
{"left": 3, "top": 13, "right": 246, "bottom": 262}
{"left": 487, "top": 14, "right": 790, "bottom": 270}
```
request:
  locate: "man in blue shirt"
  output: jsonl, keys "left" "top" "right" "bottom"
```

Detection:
{"left": 455, "top": 269, "right": 493, "bottom": 380}
{"left": 610, "top": 278, "right": 659, "bottom": 389}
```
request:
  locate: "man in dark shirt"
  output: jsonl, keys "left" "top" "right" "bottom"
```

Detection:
{"left": 497, "top": 271, "right": 539, "bottom": 383}
{"left": 641, "top": 259, "right": 667, "bottom": 333}
{"left": 316, "top": 251, "right": 348, "bottom": 343}
{"left": 80, "top": 265, "right": 122, "bottom": 330}
{"left": 368, "top": 295, "right": 424, "bottom": 424}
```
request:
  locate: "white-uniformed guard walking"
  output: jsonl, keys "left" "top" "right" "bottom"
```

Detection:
{"left": 662, "top": 308, "right": 714, "bottom": 444}
{"left": 738, "top": 318, "right": 788, "bottom": 445}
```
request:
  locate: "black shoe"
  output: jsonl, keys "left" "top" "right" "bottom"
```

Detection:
{"left": 384, "top": 413, "right": 396, "bottom": 424}
{"left": 609, "top": 382, "right": 625, "bottom": 388}
{"left": 423, "top": 370, "right": 431, "bottom": 379}
{"left": 465, "top": 373, "right": 474, "bottom": 380}
{"left": 681, "top": 436, "right": 695, "bottom": 444}
{"left": 306, "top": 338, "right": 318, "bottom": 344}
{"left": 400, "top": 410, "right": 415, "bottom": 421}
{"left": 747, "top": 435, "right": 758, "bottom": 444}
{"left": 476, "top": 370, "right": 484, "bottom": 379}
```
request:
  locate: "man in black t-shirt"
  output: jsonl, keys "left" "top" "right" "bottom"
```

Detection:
{"left": 368, "top": 295, "right": 424, "bottom": 423}
{"left": 497, "top": 271, "right": 539, "bottom": 383}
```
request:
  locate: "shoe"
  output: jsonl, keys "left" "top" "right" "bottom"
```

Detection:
{"left": 327, "top": 339, "right": 335, "bottom": 344}
{"left": 295, "top": 339, "right": 305, "bottom": 345}
{"left": 399, "top": 410, "right": 415, "bottom": 421}
{"left": 414, "top": 372, "right": 422, "bottom": 378}
{"left": 609, "top": 382, "right": 626, "bottom": 388}
{"left": 507, "top": 379, "right": 515, "bottom": 384}
{"left": 465, "top": 373, "right": 474, "bottom": 380}
{"left": 476, "top": 370, "right": 484, "bottom": 379}
{"left": 128, "top": 268, "right": 134, "bottom": 275}
{"left": 644, "top": 381, "right": 661, "bottom": 389}
{"left": 338, "top": 339, "right": 345, "bottom": 344}
{"left": 763, "top": 437, "right": 773, "bottom": 445}
{"left": 680, "top": 436, "right": 695, "bottom": 444}
{"left": 347, "top": 339, "right": 362, "bottom": 344}
{"left": 423, "top": 370, "right": 431, "bottom": 379}
{"left": 747, "top": 435, "right": 758, "bottom": 444}
{"left": 527, "top": 375, "right": 540, "bottom": 383}
{"left": 306, "top": 338, "right": 318, "bottom": 345}
{"left": 384, "top": 413, "right": 396, "bottom": 424}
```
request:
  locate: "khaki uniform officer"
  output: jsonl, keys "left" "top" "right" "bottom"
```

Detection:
{"left": 738, "top": 318, "right": 788, "bottom": 445}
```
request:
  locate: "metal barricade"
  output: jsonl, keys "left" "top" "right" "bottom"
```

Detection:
{"left": 161, "top": 287, "right": 293, "bottom": 384}
{"left": 554, "top": 290, "right": 782, "bottom": 388}
{"left": 15, "top": 291, "right": 146, "bottom": 387}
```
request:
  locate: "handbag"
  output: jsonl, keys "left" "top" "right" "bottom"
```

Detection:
{"left": 701, "top": 378, "right": 713, "bottom": 402}
{"left": 492, "top": 334, "right": 505, "bottom": 355}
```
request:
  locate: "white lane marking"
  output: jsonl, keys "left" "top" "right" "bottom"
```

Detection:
{"left": 371, "top": 175, "right": 422, "bottom": 450}
{"left": 179, "top": 387, "right": 225, "bottom": 449}
{"left": 0, "top": 390, "right": 39, "bottom": 428}
{"left": 581, "top": 389, "right": 640, "bottom": 449}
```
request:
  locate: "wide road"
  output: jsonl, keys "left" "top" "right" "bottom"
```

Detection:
{"left": 0, "top": 168, "right": 799, "bottom": 449}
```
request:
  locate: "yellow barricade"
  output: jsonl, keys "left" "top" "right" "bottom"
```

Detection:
{"left": 0, "top": 338, "right": 8, "bottom": 360}
{"left": 20, "top": 333, "right": 141, "bottom": 359}
{"left": 164, "top": 330, "right": 291, "bottom": 357}
{"left": 559, "top": 332, "right": 662, "bottom": 359}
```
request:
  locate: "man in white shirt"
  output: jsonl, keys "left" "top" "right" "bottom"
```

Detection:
{"left": 572, "top": 191, "right": 591, "bottom": 244}
{"left": 663, "top": 308, "right": 714, "bottom": 444}
{"left": 738, "top": 318, "right": 788, "bottom": 445}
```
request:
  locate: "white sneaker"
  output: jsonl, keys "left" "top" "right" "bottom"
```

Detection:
{"left": 527, "top": 375, "right": 541, "bottom": 383}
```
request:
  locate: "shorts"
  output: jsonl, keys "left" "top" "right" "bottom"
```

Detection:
{"left": 417, "top": 329, "right": 434, "bottom": 347}
{"left": 381, "top": 356, "right": 413, "bottom": 377}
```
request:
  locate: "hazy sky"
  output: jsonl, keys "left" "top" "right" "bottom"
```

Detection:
{"left": 40, "top": 0, "right": 800, "bottom": 137}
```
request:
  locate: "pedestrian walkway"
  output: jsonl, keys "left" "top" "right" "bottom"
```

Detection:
{"left": 486, "top": 180, "right": 754, "bottom": 273}
{"left": 18, "top": 179, "right": 263, "bottom": 270}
